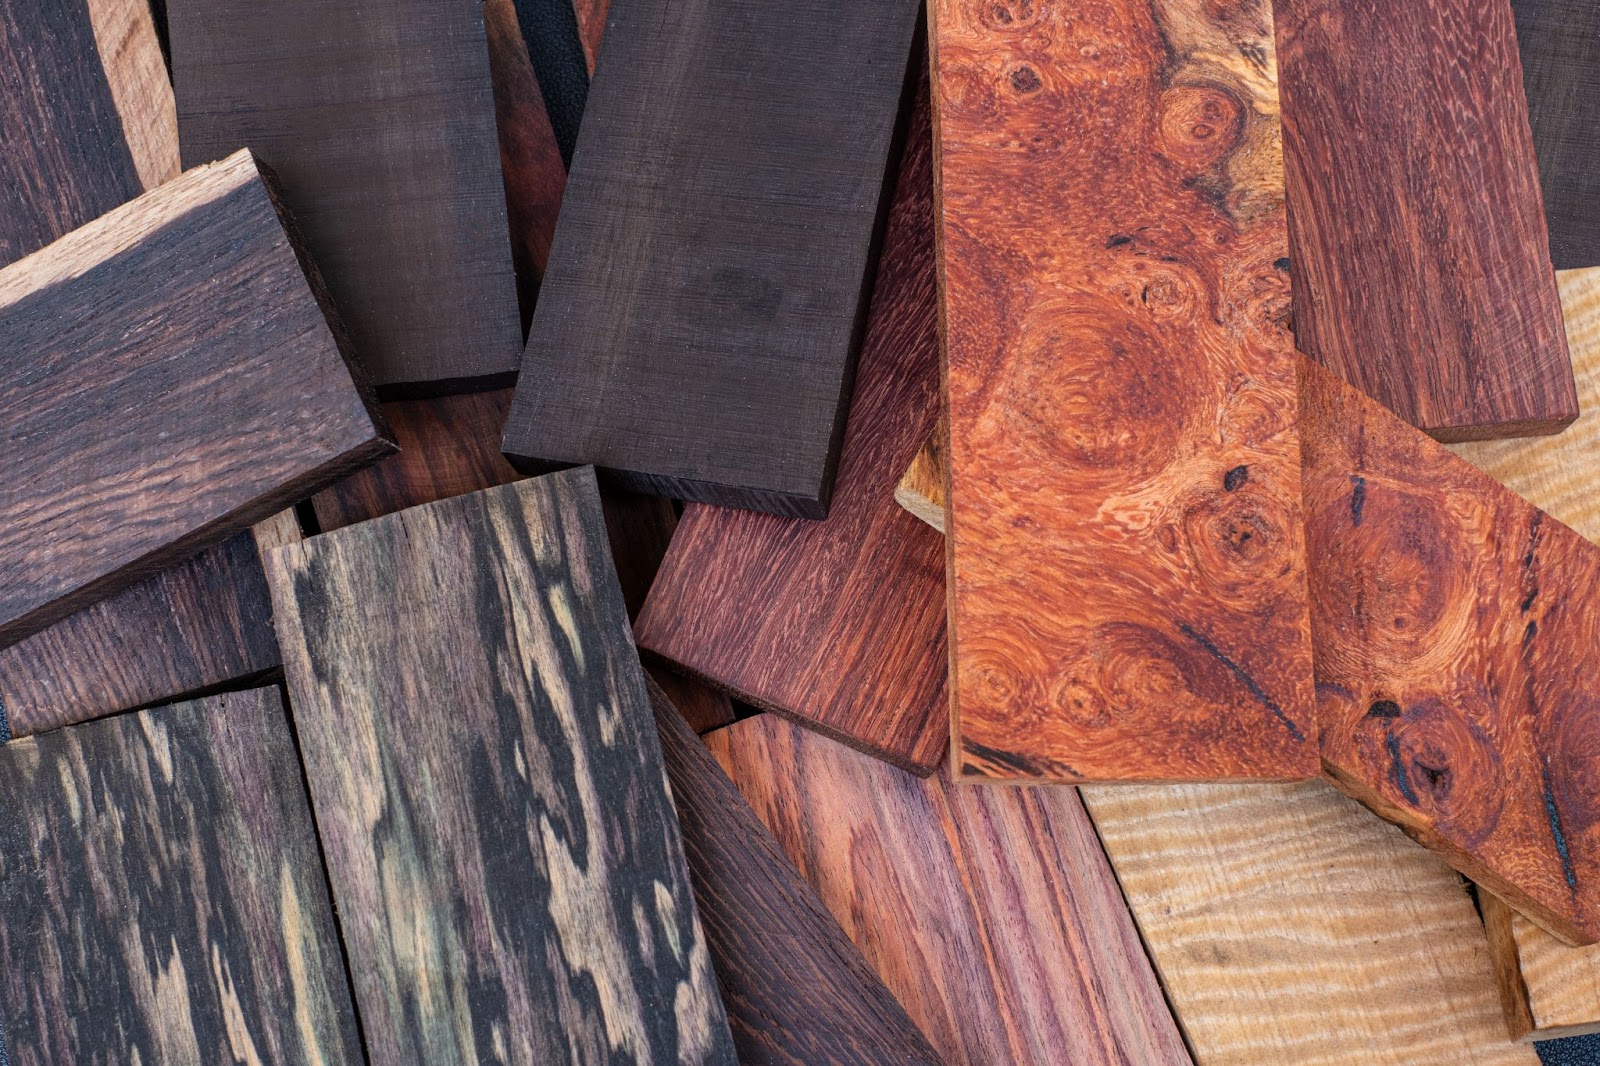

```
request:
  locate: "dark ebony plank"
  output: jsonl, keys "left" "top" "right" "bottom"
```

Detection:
{"left": 0, "top": 688, "right": 363, "bottom": 1065}
{"left": 167, "top": 0, "right": 522, "bottom": 393}
{"left": 504, "top": 0, "right": 922, "bottom": 518}
{"left": 1513, "top": 0, "right": 1600, "bottom": 270}
{"left": 265, "top": 468, "right": 737, "bottom": 1065}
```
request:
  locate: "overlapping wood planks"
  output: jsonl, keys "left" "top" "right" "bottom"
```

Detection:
{"left": 1276, "top": 0, "right": 1575, "bottom": 440}
{"left": 266, "top": 469, "right": 737, "bottom": 1065}
{"left": 1484, "top": 893, "right": 1600, "bottom": 1041}
{"left": 937, "top": 0, "right": 1316, "bottom": 782}
{"left": 0, "top": 688, "right": 363, "bottom": 1065}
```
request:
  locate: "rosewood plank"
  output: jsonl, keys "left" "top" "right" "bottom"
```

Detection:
{"left": 1276, "top": 0, "right": 1575, "bottom": 440}
{"left": 572, "top": 0, "right": 609, "bottom": 73}
{"left": 504, "top": 0, "right": 922, "bottom": 517}
{"left": 650, "top": 680, "right": 939, "bottom": 1064}
{"left": 0, "top": 150, "right": 392, "bottom": 648}
{"left": 0, "top": 688, "right": 363, "bottom": 1065}
{"left": 266, "top": 469, "right": 737, "bottom": 1065}
{"left": 705, "top": 713, "right": 1190, "bottom": 1066}
{"left": 938, "top": 0, "right": 1316, "bottom": 783}
{"left": 635, "top": 71, "right": 947, "bottom": 774}
{"left": 1513, "top": 0, "right": 1600, "bottom": 270}
{"left": 167, "top": 0, "right": 522, "bottom": 392}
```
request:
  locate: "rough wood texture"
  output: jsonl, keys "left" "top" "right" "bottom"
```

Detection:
{"left": 1485, "top": 891, "right": 1600, "bottom": 1042}
{"left": 651, "top": 681, "right": 940, "bottom": 1064}
{"left": 1276, "top": 0, "right": 1575, "bottom": 440}
{"left": 893, "top": 411, "right": 945, "bottom": 534}
{"left": 938, "top": 0, "right": 1316, "bottom": 783}
{"left": 1513, "top": 0, "right": 1600, "bottom": 270}
{"left": 705, "top": 713, "right": 1190, "bottom": 1065}
{"left": 266, "top": 468, "right": 736, "bottom": 1065}
{"left": 1084, "top": 780, "right": 1539, "bottom": 1065}
{"left": 0, "top": 150, "right": 392, "bottom": 648}
{"left": 1304, "top": 357, "right": 1600, "bottom": 945}
{"left": 0, "top": 688, "right": 363, "bottom": 1065}
{"left": 504, "top": 0, "right": 922, "bottom": 517}
{"left": 168, "top": 0, "right": 522, "bottom": 392}
{"left": 635, "top": 74, "right": 947, "bottom": 774}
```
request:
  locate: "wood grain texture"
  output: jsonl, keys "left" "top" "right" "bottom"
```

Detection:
{"left": 635, "top": 72, "right": 947, "bottom": 774}
{"left": 892, "top": 410, "right": 946, "bottom": 534}
{"left": 0, "top": 688, "right": 363, "bottom": 1066}
{"left": 938, "top": 0, "right": 1316, "bottom": 783}
{"left": 572, "top": 0, "right": 609, "bottom": 73}
{"left": 167, "top": 0, "right": 522, "bottom": 392}
{"left": 650, "top": 680, "right": 940, "bottom": 1065}
{"left": 705, "top": 713, "right": 1190, "bottom": 1066}
{"left": 1513, "top": 0, "right": 1600, "bottom": 270}
{"left": 266, "top": 468, "right": 736, "bottom": 1065}
{"left": 1485, "top": 891, "right": 1600, "bottom": 1041}
{"left": 1304, "top": 356, "right": 1600, "bottom": 944}
{"left": 1276, "top": 0, "right": 1576, "bottom": 440}
{"left": 0, "top": 150, "right": 392, "bottom": 648}
{"left": 1084, "top": 780, "right": 1539, "bottom": 1065}
{"left": 504, "top": 0, "right": 922, "bottom": 517}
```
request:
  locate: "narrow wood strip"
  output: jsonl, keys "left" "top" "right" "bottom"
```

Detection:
{"left": 1483, "top": 892, "right": 1600, "bottom": 1041}
{"left": 1276, "top": 0, "right": 1575, "bottom": 440}
{"left": 937, "top": 0, "right": 1316, "bottom": 782}
{"left": 84, "top": 0, "right": 178, "bottom": 189}
{"left": 705, "top": 713, "right": 1190, "bottom": 1066}
{"left": 572, "top": 0, "right": 608, "bottom": 73}
{"left": 0, "top": 688, "right": 364, "bottom": 1065}
{"left": 513, "top": 0, "right": 590, "bottom": 166}
{"left": 266, "top": 469, "right": 737, "bottom": 1065}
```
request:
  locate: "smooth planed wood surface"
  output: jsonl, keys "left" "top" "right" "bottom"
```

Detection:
{"left": 504, "top": 0, "right": 922, "bottom": 517}
{"left": 266, "top": 468, "right": 736, "bottom": 1065}
{"left": 0, "top": 150, "right": 392, "bottom": 648}
{"left": 1303, "top": 357, "right": 1600, "bottom": 944}
{"left": 0, "top": 688, "right": 363, "bottom": 1066}
{"left": 167, "top": 0, "right": 522, "bottom": 392}
{"left": 635, "top": 71, "right": 947, "bottom": 774}
{"left": 650, "top": 680, "right": 940, "bottom": 1064}
{"left": 937, "top": 0, "right": 1316, "bottom": 782}
{"left": 705, "top": 713, "right": 1190, "bottom": 1066}
{"left": 1276, "top": 0, "right": 1576, "bottom": 440}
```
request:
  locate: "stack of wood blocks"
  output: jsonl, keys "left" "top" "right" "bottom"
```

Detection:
{"left": 4, "top": 0, "right": 1600, "bottom": 1062}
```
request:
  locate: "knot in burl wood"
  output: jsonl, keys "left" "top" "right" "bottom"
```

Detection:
{"left": 1158, "top": 84, "right": 1244, "bottom": 170}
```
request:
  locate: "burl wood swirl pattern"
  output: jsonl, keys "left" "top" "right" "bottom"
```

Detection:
{"left": 937, "top": 0, "right": 1316, "bottom": 781}
{"left": 1303, "top": 359, "right": 1600, "bottom": 945}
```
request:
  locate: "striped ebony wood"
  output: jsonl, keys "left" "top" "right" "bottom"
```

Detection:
{"left": 266, "top": 468, "right": 737, "bottom": 1065}
{"left": 0, "top": 688, "right": 363, "bottom": 1066}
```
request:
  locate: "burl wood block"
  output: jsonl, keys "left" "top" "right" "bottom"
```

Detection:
{"left": 938, "top": 0, "right": 1317, "bottom": 782}
{"left": 0, "top": 149, "right": 392, "bottom": 648}
{"left": 1304, "top": 358, "right": 1600, "bottom": 945}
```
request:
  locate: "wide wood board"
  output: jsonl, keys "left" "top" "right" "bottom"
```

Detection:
{"left": 937, "top": 0, "right": 1316, "bottom": 782}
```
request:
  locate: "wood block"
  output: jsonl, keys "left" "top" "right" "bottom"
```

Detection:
{"left": 1304, "top": 357, "right": 1600, "bottom": 944}
{"left": 167, "top": 0, "right": 522, "bottom": 393}
{"left": 1484, "top": 892, "right": 1600, "bottom": 1041}
{"left": 634, "top": 70, "right": 947, "bottom": 774}
{"left": 937, "top": 0, "right": 1317, "bottom": 783}
{"left": 0, "top": 149, "right": 392, "bottom": 648}
{"left": 515, "top": 0, "right": 591, "bottom": 167}
{"left": 1513, "top": 0, "right": 1600, "bottom": 270}
{"left": 572, "top": 0, "right": 609, "bottom": 73}
{"left": 0, "top": 688, "right": 363, "bottom": 1065}
{"left": 266, "top": 469, "right": 737, "bottom": 1065}
{"left": 896, "top": 433, "right": 946, "bottom": 533}
{"left": 704, "top": 713, "right": 1190, "bottom": 1065}
{"left": 503, "top": 0, "right": 922, "bottom": 517}
{"left": 1276, "top": 0, "right": 1576, "bottom": 440}
{"left": 650, "top": 679, "right": 940, "bottom": 1064}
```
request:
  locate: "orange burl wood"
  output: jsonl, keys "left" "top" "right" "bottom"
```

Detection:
{"left": 938, "top": 0, "right": 1316, "bottom": 782}
{"left": 1303, "top": 358, "right": 1600, "bottom": 945}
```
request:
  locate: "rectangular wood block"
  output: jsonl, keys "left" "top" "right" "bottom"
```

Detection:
{"left": 938, "top": 0, "right": 1317, "bottom": 782}
{"left": 0, "top": 688, "right": 363, "bottom": 1065}
{"left": 167, "top": 0, "right": 522, "bottom": 392}
{"left": 634, "top": 70, "right": 948, "bottom": 774}
{"left": 0, "top": 149, "right": 392, "bottom": 648}
{"left": 503, "top": 0, "right": 922, "bottom": 517}
{"left": 1485, "top": 891, "right": 1600, "bottom": 1041}
{"left": 704, "top": 713, "right": 1190, "bottom": 1065}
{"left": 1276, "top": 0, "right": 1576, "bottom": 440}
{"left": 265, "top": 468, "right": 737, "bottom": 1065}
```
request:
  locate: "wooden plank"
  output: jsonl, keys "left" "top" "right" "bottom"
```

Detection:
{"left": 1513, "top": 0, "right": 1600, "bottom": 270}
{"left": 634, "top": 69, "right": 947, "bottom": 774}
{"left": 0, "top": 149, "right": 392, "bottom": 648}
{"left": 1276, "top": 0, "right": 1575, "bottom": 440}
{"left": 937, "top": 0, "right": 1317, "bottom": 783}
{"left": 705, "top": 713, "right": 1190, "bottom": 1066}
{"left": 650, "top": 679, "right": 940, "bottom": 1064}
{"left": 1485, "top": 892, "right": 1600, "bottom": 1042}
{"left": 514, "top": 0, "right": 591, "bottom": 167}
{"left": 572, "top": 0, "right": 609, "bottom": 73}
{"left": 0, "top": 688, "right": 364, "bottom": 1066}
{"left": 1304, "top": 356, "right": 1600, "bottom": 944}
{"left": 167, "top": 0, "right": 522, "bottom": 393}
{"left": 503, "top": 0, "right": 922, "bottom": 518}
{"left": 265, "top": 468, "right": 737, "bottom": 1065}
